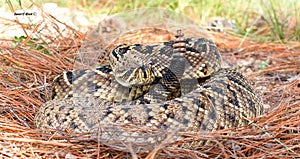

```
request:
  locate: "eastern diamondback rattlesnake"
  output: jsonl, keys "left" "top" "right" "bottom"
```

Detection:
{"left": 34, "top": 30, "right": 264, "bottom": 152}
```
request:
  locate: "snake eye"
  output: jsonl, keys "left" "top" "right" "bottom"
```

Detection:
{"left": 111, "top": 44, "right": 130, "bottom": 61}
{"left": 117, "top": 44, "right": 130, "bottom": 54}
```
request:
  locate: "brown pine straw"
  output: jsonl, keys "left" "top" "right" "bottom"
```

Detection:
{"left": 0, "top": 9, "right": 300, "bottom": 159}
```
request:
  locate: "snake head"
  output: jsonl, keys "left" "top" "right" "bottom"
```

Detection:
{"left": 109, "top": 44, "right": 157, "bottom": 87}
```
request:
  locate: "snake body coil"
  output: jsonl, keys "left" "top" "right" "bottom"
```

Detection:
{"left": 35, "top": 32, "right": 264, "bottom": 152}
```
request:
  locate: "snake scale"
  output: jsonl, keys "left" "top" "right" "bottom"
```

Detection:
{"left": 34, "top": 30, "right": 264, "bottom": 152}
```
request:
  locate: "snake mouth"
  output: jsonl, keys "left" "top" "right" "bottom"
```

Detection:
{"left": 114, "top": 66, "right": 156, "bottom": 87}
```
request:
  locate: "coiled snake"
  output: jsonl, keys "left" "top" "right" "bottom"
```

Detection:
{"left": 34, "top": 31, "right": 264, "bottom": 152}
